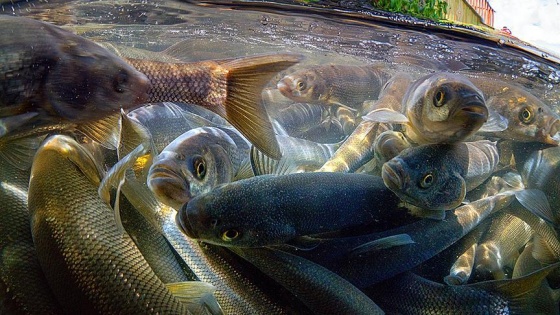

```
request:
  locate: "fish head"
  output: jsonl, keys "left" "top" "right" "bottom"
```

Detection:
{"left": 177, "top": 183, "right": 295, "bottom": 247}
{"left": 148, "top": 128, "right": 235, "bottom": 210}
{"left": 277, "top": 70, "right": 323, "bottom": 103}
{"left": 45, "top": 35, "right": 150, "bottom": 122}
{"left": 407, "top": 73, "right": 487, "bottom": 143}
{"left": 373, "top": 130, "right": 411, "bottom": 163}
{"left": 487, "top": 90, "right": 560, "bottom": 145}
{"left": 382, "top": 146, "right": 467, "bottom": 211}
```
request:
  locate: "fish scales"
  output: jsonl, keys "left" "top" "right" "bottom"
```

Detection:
{"left": 127, "top": 59, "right": 226, "bottom": 110}
{"left": 28, "top": 135, "right": 189, "bottom": 314}
{"left": 0, "top": 153, "right": 64, "bottom": 315}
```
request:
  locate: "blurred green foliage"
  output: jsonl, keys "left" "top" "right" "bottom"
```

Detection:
{"left": 371, "top": 0, "right": 448, "bottom": 20}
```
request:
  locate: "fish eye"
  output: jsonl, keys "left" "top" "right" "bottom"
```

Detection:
{"left": 433, "top": 89, "right": 446, "bottom": 107}
{"left": 113, "top": 70, "right": 129, "bottom": 93}
{"left": 419, "top": 173, "right": 434, "bottom": 188}
{"left": 192, "top": 156, "right": 206, "bottom": 180}
{"left": 296, "top": 80, "right": 306, "bottom": 91}
{"left": 519, "top": 107, "right": 535, "bottom": 124}
{"left": 221, "top": 229, "right": 240, "bottom": 241}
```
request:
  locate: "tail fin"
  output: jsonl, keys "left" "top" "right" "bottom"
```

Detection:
{"left": 220, "top": 54, "right": 302, "bottom": 159}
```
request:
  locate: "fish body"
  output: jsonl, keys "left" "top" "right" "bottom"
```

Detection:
{"left": 382, "top": 140, "right": 499, "bottom": 217}
{"left": 364, "top": 72, "right": 488, "bottom": 144}
{"left": 126, "top": 53, "right": 302, "bottom": 159}
{"left": 148, "top": 126, "right": 250, "bottom": 210}
{"left": 522, "top": 146, "right": 560, "bottom": 220}
{"left": 474, "top": 213, "right": 533, "bottom": 280}
{"left": 179, "top": 172, "right": 403, "bottom": 247}
{"left": 231, "top": 247, "right": 384, "bottom": 315}
{"left": 0, "top": 140, "right": 64, "bottom": 315}
{"left": 28, "top": 135, "right": 191, "bottom": 314}
{"left": 271, "top": 102, "right": 327, "bottom": 137}
{"left": 277, "top": 64, "right": 389, "bottom": 111}
{"left": 251, "top": 135, "right": 340, "bottom": 175}
{"left": 366, "top": 264, "right": 560, "bottom": 315}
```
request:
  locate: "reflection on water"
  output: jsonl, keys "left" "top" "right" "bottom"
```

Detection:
{"left": 2, "top": 0, "right": 560, "bottom": 314}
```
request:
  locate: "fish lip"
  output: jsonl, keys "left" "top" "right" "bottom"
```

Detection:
{"left": 541, "top": 119, "right": 560, "bottom": 146}
{"left": 454, "top": 96, "right": 488, "bottom": 119}
{"left": 176, "top": 204, "right": 198, "bottom": 239}
{"left": 382, "top": 162, "right": 404, "bottom": 191}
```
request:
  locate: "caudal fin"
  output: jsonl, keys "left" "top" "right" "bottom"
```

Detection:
{"left": 220, "top": 54, "right": 302, "bottom": 159}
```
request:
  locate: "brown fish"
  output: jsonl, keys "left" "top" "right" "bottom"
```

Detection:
{"left": 126, "top": 54, "right": 302, "bottom": 159}
{"left": 0, "top": 16, "right": 151, "bottom": 169}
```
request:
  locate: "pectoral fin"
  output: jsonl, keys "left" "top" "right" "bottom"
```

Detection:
{"left": 479, "top": 108, "right": 508, "bottom": 132}
{"left": 0, "top": 135, "right": 45, "bottom": 170}
{"left": 362, "top": 108, "right": 409, "bottom": 124}
{"left": 0, "top": 112, "right": 39, "bottom": 137}
{"left": 77, "top": 113, "right": 120, "bottom": 150}
{"left": 350, "top": 234, "right": 415, "bottom": 258}
{"left": 165, "top": 281, "right": 222, "bottom": 315}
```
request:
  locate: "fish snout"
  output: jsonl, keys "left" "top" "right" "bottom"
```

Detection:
{"left": 277, "top": 77, "right": 292, "bottom": 97}
{"left": 176, "top": 203, "right": 198, "bottom": 239}
{"left": 456, "top": 92, "right": 488, "bottom": 120}
{"left": 382, "top": 161, "right": 405, "bottom": 191}
{"left": 133, "top": 73, "right": 151, "bottom": 104}
{"left": 148, "top": 163, "right": 191, "bottom": 208}
{"left": 542, "top": 118, "right": 560, "bottom": 145}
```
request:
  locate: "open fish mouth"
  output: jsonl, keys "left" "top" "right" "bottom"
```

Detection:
{"left": 455, "top": 96, "right": 488, "bottom": 120}
{"left": 382, "top": 162, "right": 404, "bottom": 191}
{"left": 176, "top": 205, "right": 198, "bottom": 239}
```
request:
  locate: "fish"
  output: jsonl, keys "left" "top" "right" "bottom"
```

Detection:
{"left": 250, "top": 135, "right": 341, "bottom": 175}
{"left": 0, "top": 136, "right": 64, "bottom": 315}
{"left": 148, "top": 126, "right": 250, "bottom": 210}
{"left": 270, "top": 102, "right": 328, "bottom": 137}
{"left": 100, "top": 145, "right": 311, "bottom": 314}
{"left": 471, "top": 77, "right": 560, "bottom": 145}
{"left": 284, "top": 189, "right": 533, "bottom": 288}
{"left": 178, "top": 172, "right": 407, "bottom": 248}
{"left": 382, "top": 140, "right": 499, "bottom": 219}
{"left": 473, "top": 213, "right": 533, "bottom": 281}
{"left": 318, "top": 73, "right": 413, "bottom": 173}
{"left": 230, "top": 247, "right": 385, "bottom": 315}
{"left": 0, "top": 16, "right": 150, "bottom": 169}
{"left": 363, "top": 72, "right": 489, "bottom": 144}
{"left": 365, "top": 263, "right": 560, "bottom": 315}
{"left": 372, "top": 130, "right": 412, "bottom": 166}
{"left": 277, "top": 64, "right": 390, "bottom": 112}
{"left": 444, "top": 241, "right": 478, "bottom": 285}
{"left": 125, "top": 53, "right": 302, "bottom": 159}
{"left": 28, "top": 135, "right": 216, "bottom": 314}
{"left": 522, "top": 146, "right": 560, "bottom": 222}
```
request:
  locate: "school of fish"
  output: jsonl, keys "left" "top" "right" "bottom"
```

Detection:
{"left": 2, "top": 14, "right": 560, "bottom": 315}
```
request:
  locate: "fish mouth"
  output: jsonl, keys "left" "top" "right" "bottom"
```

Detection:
{"left": 148, "top": 166, "right": 191, "bottom": 209}
{"left": 382, "top": 161, "right": 405, "bottom": 191}
{"left": 176, "top": 203, "right": 198, "bottom": 239}
{"left": 455, "top": 96, "right": 488, "bottom": 120}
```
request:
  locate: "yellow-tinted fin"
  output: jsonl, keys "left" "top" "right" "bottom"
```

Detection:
{"left": 118, "top": 109, "right": 156, "bottom": 159}
{"left": 233, "top": 158, "right": 254, "bottom": 181}
{"left": 77, "top": 113, "right": 120, "bottom": 150}
{"left": 512, "top": 241, "right": 542, "bottom": 278}
{"left": 0, "top": 135, "right": 45, "bottom": 170}
{"left": 165, "top": 281, "right": 222, "bottom": 315}
{"left": 219, "top": 53, "right": 303, "bottom": 159}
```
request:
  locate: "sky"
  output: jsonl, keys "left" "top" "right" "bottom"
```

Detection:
{"left": 488, "top": 0, "right": 560, "bottom": 57}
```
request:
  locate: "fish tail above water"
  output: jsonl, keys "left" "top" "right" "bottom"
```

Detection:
{"left": 126, "top": 54, "right": 303, "bottom": 159}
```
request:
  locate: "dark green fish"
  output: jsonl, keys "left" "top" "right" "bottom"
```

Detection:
{"left": 0, "top": 16, "right": 150, "bottom": 169}
{"left": 231, "top": 247, "right": 385, "bottom": 315}
{"left": 0, "top": 137, "right": 64, "bottom": 315}
{"left": 28, "top": 135, "right": 211, "bottom": 314}
{"left": 148, "top": 126, "right": 250, "bottom": 210}
{"left": 277, "top": 64, "right": 390, "bottom": 112}
{"left": 178, "top": 173, "right": 404, "bottom": 248}
{"left": 366, "top": 263, "right": 560, "bottom": 315}
{"left": 382, "top": 140, "right": 499, "bottom": 219}
{"left": 364, "top": 72, "right": 488, "bottom": 144}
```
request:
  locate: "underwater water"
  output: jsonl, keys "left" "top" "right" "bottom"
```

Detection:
{"left": 2, "top": 0, "right": 560, "bottom": 314}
